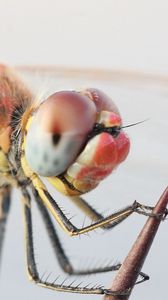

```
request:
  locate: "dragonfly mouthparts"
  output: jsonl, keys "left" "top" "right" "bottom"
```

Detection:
{"left": 87, "top": 123, "right": 121, "bottom": 141}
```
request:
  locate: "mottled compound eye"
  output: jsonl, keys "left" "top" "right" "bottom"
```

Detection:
{"left": 25, "top": 91, "right": 97, "bottom": 176}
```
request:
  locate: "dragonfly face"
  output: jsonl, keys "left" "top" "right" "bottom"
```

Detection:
{"left": 23, "top": 88, "right": 130, "bottom": 195}
{"left": 0, "top": 64, "right": 156, "bottom": 297}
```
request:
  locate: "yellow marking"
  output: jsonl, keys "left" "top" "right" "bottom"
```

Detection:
{"left": 24, "top": 114, "right": 34, "bottom": 133}
{"left": 22, "top": 195, "right": 31, "bottom": 208}
{"left": 0, "top": 126, "right": 11, "bottom": 153}
{"left": 21, "top": 153, "right": 71, "bottom": 234}
{"left": 21, "top": 196, "right": 33, "bottom": 282}
{"left": 34, "top": 178, "right": 72, "bottom": 234}
{"left": 21, "top": 107, "right": 35, "bottom": 135}
{"left": 0, "top": 149, "right": 10, "bottom": 172}
{"left": 46, "top": 176, "right": 80, "bottom": 196}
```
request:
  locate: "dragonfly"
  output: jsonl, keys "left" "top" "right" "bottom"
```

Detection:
{"left": 0, "top": 64, "right": 161, "bottom": 296}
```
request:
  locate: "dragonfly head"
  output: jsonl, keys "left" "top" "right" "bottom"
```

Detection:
{"left": 24, "top": 89, "right": 130, "bottom": 193}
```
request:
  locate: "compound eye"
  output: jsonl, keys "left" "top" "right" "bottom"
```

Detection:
{"left": 24, "top": 91, "right": 97, "bottom": 176}
{"left": 25, "top": 124, "right": 82, "bottom": 176}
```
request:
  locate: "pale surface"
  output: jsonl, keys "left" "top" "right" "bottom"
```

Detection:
{"left": 0, "top": 68, "right": 167, "bottom": 300}
{"left": 0, "top": 0, "right": 168, "bottom": 74}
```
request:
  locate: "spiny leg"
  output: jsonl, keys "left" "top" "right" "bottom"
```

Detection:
{"left": 0, "top": 185, "right": 11, "bottom": 264}
{"left": 69, "top": 195, "right": 105, "bottom": 223}
{"left": 33, "top": 187, "right": 149, "bottom": 281}
{"left": 32, "top": 188, "right": 73, "bottom": 274}
{"left": 21, "top": 187, "right": 130, "bottom": 296}
{"left": 29, "top": 175, "right": 164, "bottom": 236}
{"left": 32, "top": 187, "right": 120, "bottom": 276}
{"left": 69, "top": 195, "right": 128, "bottom": 229}
{"left": 68, "top": 196, "right": 167, "bottom": 229}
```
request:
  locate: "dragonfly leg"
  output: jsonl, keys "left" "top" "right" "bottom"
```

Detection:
{"left": 67, "top": 195, "right": 167, "bottom": 230}
{"left": 32, "top": 187, "right": 121, "bottom": 276}
{"left": 21, "top": 188, "right": 131, "bottom": 296}
{"left": 21, "top": 154, "right": 167, "bottom": 235}
{"left": 29, "top": 175, "right": 167, "bottom": 237}
{"left": 69, "top": 195, "right": 118, "bottom": 229}
{"left": 68, "top": 195, "right": 134, "bottom": 230}
{"left": 69, "top": 195, "right": 106, "bottom": 223}
{"left": 35, "top": 190, "right": 150, "bottom": 288}
{"left": 0, "top": 185, "right": 11, "bottom": 264}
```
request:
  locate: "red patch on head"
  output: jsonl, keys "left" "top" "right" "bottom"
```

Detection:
{"left": 75, "top": 131, "right": 130, "bottom": 185}
{"left": 115, "top": 131, "right": 130, "bottom": 164}
{"left": 93, "top": 133, "right": 118, "bottom": 167}
{"left": 76, "top": 165, "right": 114, "bottom": 182}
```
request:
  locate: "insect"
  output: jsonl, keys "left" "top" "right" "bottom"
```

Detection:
{"left": 0, "top": 64, "right": 159, "bottom": 296}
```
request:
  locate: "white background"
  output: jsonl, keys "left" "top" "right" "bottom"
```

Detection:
{"left": 0, "top": 0, "right": 168, "bottom": 74}
{"left": 0, "top": 1, "right": 168, "bottom": 300}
